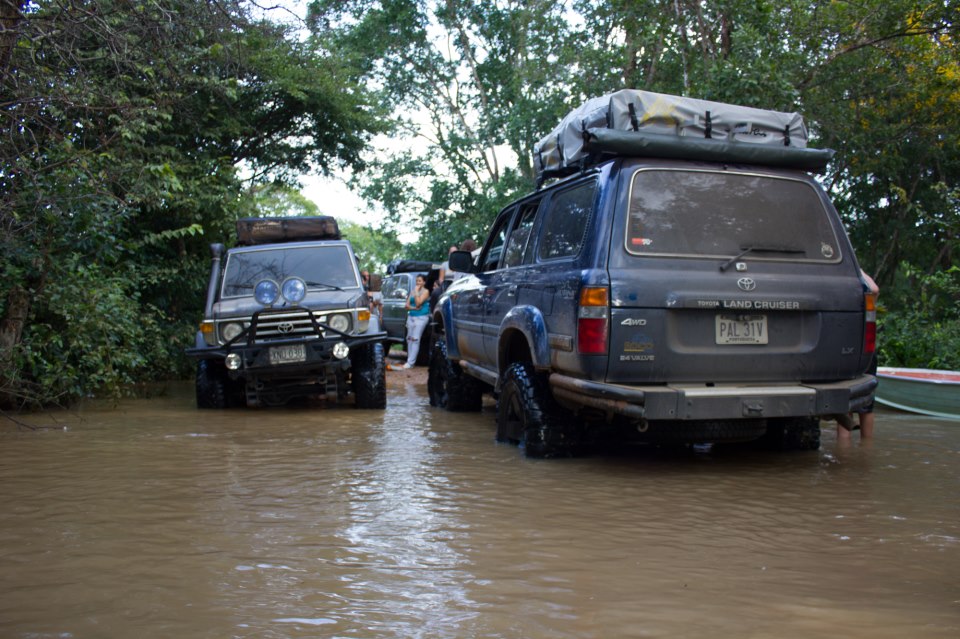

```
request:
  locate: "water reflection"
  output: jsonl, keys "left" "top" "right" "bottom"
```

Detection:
{"left": 0, "top": 387, "right": 958, "bottom": 638}
{"left": 334, "top": 381, "right": 477, "bottom": 637}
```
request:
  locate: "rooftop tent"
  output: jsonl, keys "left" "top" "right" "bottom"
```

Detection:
{"left": 533, "top": 90, "right": 834, "bottom": 183}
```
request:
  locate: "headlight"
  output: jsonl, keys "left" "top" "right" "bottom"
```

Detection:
{"left": 281, "top": 277, "right": 307, "bottom": 304}
{"left": 221, "top": 322, "right": 244, "bottom": 343}
{"left": 254, "top": 279, "right": 280, "bottom": 306}
{"left": 328, "top": 313, "right": 350, "bottom": 333}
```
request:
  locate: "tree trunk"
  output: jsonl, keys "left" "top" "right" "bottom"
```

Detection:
{"left": 0, "top": 0, "right": 25, "bottom": 83}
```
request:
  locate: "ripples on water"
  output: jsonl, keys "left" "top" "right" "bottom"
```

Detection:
{"left": 0, "top": 379, "right": 958, "bottom": 638}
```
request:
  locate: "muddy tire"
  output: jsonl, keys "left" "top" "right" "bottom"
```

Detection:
{"left": 196, "top": 360, "right": 243, "bottom": 409}
{"left": 428, "top": 337, "right": 482, "bottom": 411}
{"left": 352, "top": 342, "right": 387, "bottom": 409}
{"left": 497, "top": 361, "right": 577, "bottom": 458}
{"left": 759, "top": 417, "right": 821, "bottom": 451}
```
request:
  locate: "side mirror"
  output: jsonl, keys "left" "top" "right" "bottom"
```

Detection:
{"left": 449, "top": 250, "right": 474, "bottom": 273}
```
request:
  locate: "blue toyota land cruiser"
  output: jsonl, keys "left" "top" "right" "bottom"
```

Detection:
{"left": 427, "top": 91, "right": 877, "bottom": 457}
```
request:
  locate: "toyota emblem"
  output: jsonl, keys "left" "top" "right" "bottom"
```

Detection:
{"left": 277, "top": 322, "right": 294, "bottom": 334}
{"left": 737, "top": 277, "right": 756, "bottom": 291}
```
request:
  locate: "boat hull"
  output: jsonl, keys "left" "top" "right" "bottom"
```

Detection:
{"left": 875, "top": 367, "right": 960, "bottom": 420}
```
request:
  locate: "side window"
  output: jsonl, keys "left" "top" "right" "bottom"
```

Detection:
{"left": 502, "top": 200, "right": 541, "bottom": 268}
{"left": 383, "top": 275, "right": 406, "bottom": 299}
{"left": 538, "top": 181, "right": 597, "bottom": 261}
{"left": 478, "top": 209, "right": 513, "bottom": 272}
{"left": 381, "top": 276, "right": 396, "bottom": 298}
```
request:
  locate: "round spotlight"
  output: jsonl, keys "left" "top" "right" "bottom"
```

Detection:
{"left": 281, "top": 277, "right": 307, "bottom": 304}
{"left": 254, "top": 279, "right": 280, "bottom": 306}
{"left": 332, "top": 341, "right": 350, "bottom": 360}
{"left": 225, "top": 353, "right": 242, "bottom": 370}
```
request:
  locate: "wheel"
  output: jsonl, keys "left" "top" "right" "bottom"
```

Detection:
{"left": 195, "top": 359, "right": 243, "bottom": 409}
{"left": 759, "top": 417, "right": 821, "bottom": 451}
{"left": 496, "top": 361, "right": 577, "bottom": 458}
{"left": 428, "top": 336, "right": 482, "bottom": 411}
{"left": 352, "top": 342, "right": 387, "bottom": 409}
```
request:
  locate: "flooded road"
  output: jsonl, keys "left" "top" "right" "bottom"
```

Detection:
{"left": 1, "top": 370, "right": 958, "bottom": 638}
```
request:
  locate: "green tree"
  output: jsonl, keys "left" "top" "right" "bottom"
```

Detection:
{"left": 798, "top": 2, "right": 959, "bottom": 282}
{"left": 307, "top": 0, "right": 576, "bottom": 257}
{"left": 310, "top": 0, "right": 958, "bottom": 368}
{"left": 1, "top": 0, "right": 383, "bottom": 406}
{"left": 340, "top": 221, "right": 404, "bottom": 273}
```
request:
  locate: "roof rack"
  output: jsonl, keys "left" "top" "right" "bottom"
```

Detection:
{"left": 534, "top": 90, "right": 835, "bottom": 185}
{"left": 236, "top": 216, "right": 341, "bottom": 245}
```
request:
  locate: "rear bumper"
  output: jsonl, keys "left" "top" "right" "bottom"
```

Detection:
{"left": 549, "top": 373, "right": 877, "bottom": 421}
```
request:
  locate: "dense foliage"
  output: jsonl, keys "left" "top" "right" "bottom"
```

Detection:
{"left": 879, "top": 265, "right": 960, "bottom": 369}
{"left": 1, "top": 0, "right": 383, "bottom": 407}
{"left": 1, "top": 0, "right": 957, "bottom": 407}
{"left": 310, "top": 0, "right": 959, "bottom": 367}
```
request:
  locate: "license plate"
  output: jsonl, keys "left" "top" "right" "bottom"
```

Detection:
{"left": 268, "top": 343, "right": 306, "bottom": 365}
{"left": 715, "top": 314, "right": 768, "bottom": 345}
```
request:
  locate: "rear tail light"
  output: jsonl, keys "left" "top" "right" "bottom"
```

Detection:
{"left": 578, "top": 286, "right": 609, "bottom": 355}
{"left": 863, "top": 292, "right": 877, "bottom": 354}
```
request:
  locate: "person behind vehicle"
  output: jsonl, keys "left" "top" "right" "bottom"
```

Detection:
{"left": 838, "top": 270, "right": 879, "bottom": 444}
{"left": 361, "top": 268, "right": 383, "bottom": 316}
{"left": 448, "top": 239, "right": 477, "bottom": 285}
{"left": 403, "top": 274, "right": 430, "bottom": 369}
{"left": 439, "top": 245, "right": 457, "bottom": 290}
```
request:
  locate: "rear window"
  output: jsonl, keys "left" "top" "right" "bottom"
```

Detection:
{"left": 625, "top": 169, "right": 841, "bottom": 262}
{"left": 221, "top": 245, "right": 359, "bottom": 298}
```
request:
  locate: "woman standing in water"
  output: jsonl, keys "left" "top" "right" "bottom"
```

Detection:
{"left": 403, "top": 274, "right": 430, "bottom": 369}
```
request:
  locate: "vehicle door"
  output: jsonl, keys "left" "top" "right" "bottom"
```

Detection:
{"left": 380, "top": 273, "right": 411, "bottom": 341}
{"left": 526, "top": 179, "right": 600, "bottom": 373}
{"left": 482, "top": 197, "right": 544, "bottom": 365}
{"left": 453, "top": 210, "right": 514, "bottom": 364}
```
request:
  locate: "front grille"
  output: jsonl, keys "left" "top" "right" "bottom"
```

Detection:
{"left": 254, "top": 309, "right": 324, "bottom": 341}
{"left": 217, "top": 308, "right": 356, "bottom": 345}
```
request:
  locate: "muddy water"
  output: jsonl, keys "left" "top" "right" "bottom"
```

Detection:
{"left": 1, "top": 376, "right": 958, "bottom": 639}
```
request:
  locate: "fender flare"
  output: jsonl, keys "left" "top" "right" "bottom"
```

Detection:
{"left": 436, "top": 296, "right": 462, "bottom": 359}
{"left": 498, "top": 305, "right": 551, "bottom": 372}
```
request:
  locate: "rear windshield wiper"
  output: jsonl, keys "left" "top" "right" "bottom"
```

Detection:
{"left": 719, "top": 245, "right": 806, "bottom": 272}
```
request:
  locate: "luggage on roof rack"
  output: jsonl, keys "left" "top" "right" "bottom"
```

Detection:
{"left": 236, "top": 216, "right": 340, "bottom": 245}
{"left": 533, "top": 89, "right": 834, "bottom": 183}
{"left": 386, "top": 259, "right": 439, "bottom": 275}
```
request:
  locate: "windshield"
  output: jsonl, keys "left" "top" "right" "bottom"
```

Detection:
{"left": 625, "top": 169, "right": 841, "bottom": 262}
{"left": 221, "top": 245, "right": 359, "bottom": 298}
